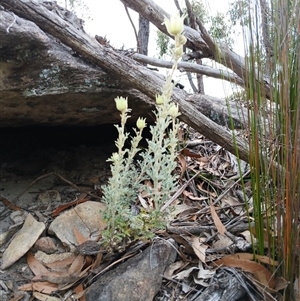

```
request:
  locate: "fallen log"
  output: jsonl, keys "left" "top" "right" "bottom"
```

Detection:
{"left": 0, "top": 0, "right": 250, "bottom": 162}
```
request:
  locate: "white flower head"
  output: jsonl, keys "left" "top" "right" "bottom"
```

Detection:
{"left": 115, "top": 96, "right": 128, "bottom": 113}
{"left": 107, "top": 152, "right": 120, "bottom": 163}
{"left": 163, "top": 11, "right": 186, "bottom": 36}
{"left": 136, "top": 117, "right": 146, "bottom": 130}
{"left": 111, "top": 152, "right": 120, "bottom": 162}
{"left": 156, "top": 94, "right": 165, "bottom": 105}
{"left": 168, "top": 103, "right": 180, "bottom": 118}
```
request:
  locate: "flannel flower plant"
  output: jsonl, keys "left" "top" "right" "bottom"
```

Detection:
{"left": 101, "top": 11, "right": 187, "bottom": 247}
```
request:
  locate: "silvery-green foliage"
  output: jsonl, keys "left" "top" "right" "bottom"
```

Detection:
{"left": 101, "top": 11, "right": 186, "bottom": 247}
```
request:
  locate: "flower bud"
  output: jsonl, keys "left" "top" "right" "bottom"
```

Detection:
{"left": 178, "top": 34, "right": 187, "bottom": 45}
{"left": 174, "top": 46, "right": 183, "bottom": 58}
{"left": 107, "top": 152, "right": 120, "bottom": 163}
{"left": 112, "top": 153, "right": 120, "bottom": 162}
{"left": 136, "top": 117, "right": 146, "bottom": 130}
{"left": 115, "top": 96, "right": 128, "bottom": 113}
{"left": 163, "top": 12, "right": 186, "bottom": 36}
{"left": 168, "top": 103, "right": 180, "bottom": 118}
{"left": 156, "top": 94, "right": 165, "bottom": 105}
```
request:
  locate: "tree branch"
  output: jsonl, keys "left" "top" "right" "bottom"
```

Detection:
{"left": 118, "top": 0, "right": 272, "bottom": 99}
{"left": 132, "top": 53, "right": 245, "bottom": 87}
{"left": 123, "top": 4, "right": 139, "bottom": 51}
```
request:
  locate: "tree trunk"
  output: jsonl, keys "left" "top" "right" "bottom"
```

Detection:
{"left": 196, "top": 59, "right": 205, "bottom": 94}
{"left": 138, "top": 15, "right": 150, "bottom": 55}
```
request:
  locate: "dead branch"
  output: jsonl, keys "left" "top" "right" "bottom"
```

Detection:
{"left": 132, "top": 53, "right": 245, "bottom": 87}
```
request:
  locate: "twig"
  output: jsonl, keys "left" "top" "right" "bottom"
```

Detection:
{"left": 185, "top": 170, "right": 198, "bottom": 197}
{"left": 173, "top": 0, "right": 184, "bottom": 16}
{"left": 212, "top": 170, "right": 251, "bottom": 206}
{"left": 123, "top": 4, "right": 139, "bottom": 51}
{"left": 6, "top": 12, "right": 16, "bottom": 33}
{"left": 186, "top": 71, "right": 198, "bottom": 93}
{"left": 13, "top": 172, "right": 101, "bottom": 203}
{"left": 195, "top": 17, "right": 217, "bottom": 55}
{"left": 161, "top": 171, "right": 201, "bottom": 212}
{"left": 89, "top": 253, "right": 135, "bottom": 284}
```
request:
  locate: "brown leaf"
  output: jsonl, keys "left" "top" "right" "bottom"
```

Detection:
{"left": 0, "top": 196, "right": 22, "bottom": 211}
{"left": 68, "top": 254, "right": 85, "bottom": 276}
{"left": 197, "top": 183, "right": 217, "bottom": 197}
{"left": 18, "top": 281, "right": 58, "bottom": 294}
{"left": 51, "top": 195, "right": 89, "bottom": 217}
{"left": 1, "top": 214, "right": 45, "bottom": 269}
{"left": 45, "top": 255, "right": 76, "bottom": 270}
{"left": 222, "top": 253, "right": 279, "bottom": 266}
{"left": 210, "top": 202, "right": 226, "bottom": 235}
{"left": 182, "top": 148, "right": 202, "bottom": 158}
{"left": 73, "top": 283, "right": 86, "bottom": 301}
{"left": 84, "top": 255, "right": 93, "bottom": 269}
{"left": 27, "top": 251, "right": 49, "bottom": 276}
{"left": 74, "top": 227, "right": 89, "bottom": 245}
{"left": 177, "top": 153, "right": 187, "bottom": 178}
{"left": 191, "top": 237, "right": 207, "bottom": 263}
{"left": 91, "top": 252, "right": 103, "bottom": 270}
{"left": 33, "top": 291, "right": 61, "bottom": 301}
{"left": 214, "top": 256, "right": 275, "bottom": 289}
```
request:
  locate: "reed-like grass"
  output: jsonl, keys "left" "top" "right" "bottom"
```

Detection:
{"left": 242, "top": 0, "right": 299, "bottom": 299}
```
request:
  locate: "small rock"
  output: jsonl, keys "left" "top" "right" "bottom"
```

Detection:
{"left": 86, "top": 239, "right": 177, "bottom": 301}
{"left": 34, "top": 250, "right": 75, "bottom": 265}
{"left": 38, "top": 190, "right": 61, "bottom": 204}
{"left": 1, "top": 214, "right": 45, "bottom": 269}
{"left": 48, "top": 201, "right": 106, "bottom": 251}
{"left": 10, "top": 210, "right": 26, "bottom": 224}
{"left": 34, "top": 237, "right": 57, "bottom": 254}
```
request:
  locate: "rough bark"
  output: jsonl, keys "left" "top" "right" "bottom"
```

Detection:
{"left": 0, "top": 3, "right": 246, "bottom": 129}
{"left": 137, "top": 15, "right": 150, "bottom": 55}
{"left": 184, "top": 0, "right": 205, "bottom": 94}
{"left": 0, "top": 6, "right": 154, "bottom": 127}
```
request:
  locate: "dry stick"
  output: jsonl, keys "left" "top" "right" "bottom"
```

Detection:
{"left": 89, "top": 253, "right": 135, "bottom": 284}
{"left": 212, "top": 169, "right": 251, "bottom": 206}
{"left": 185, "top": 169, "right": 198, "bottom": 197}
{"left": 173, "top": 0, "right": 184, "bottom": 16}
{"left": 161, "top": 171, "right": 201, "bottom": 212}
{"left": 123, "top": 4, "right": 139, "bottom": 51}
{"left": 13, "top": 172, "right": 101, "bottom": 203}
{"left": 132, "top": 53, "right": 245, "bottom": 87}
